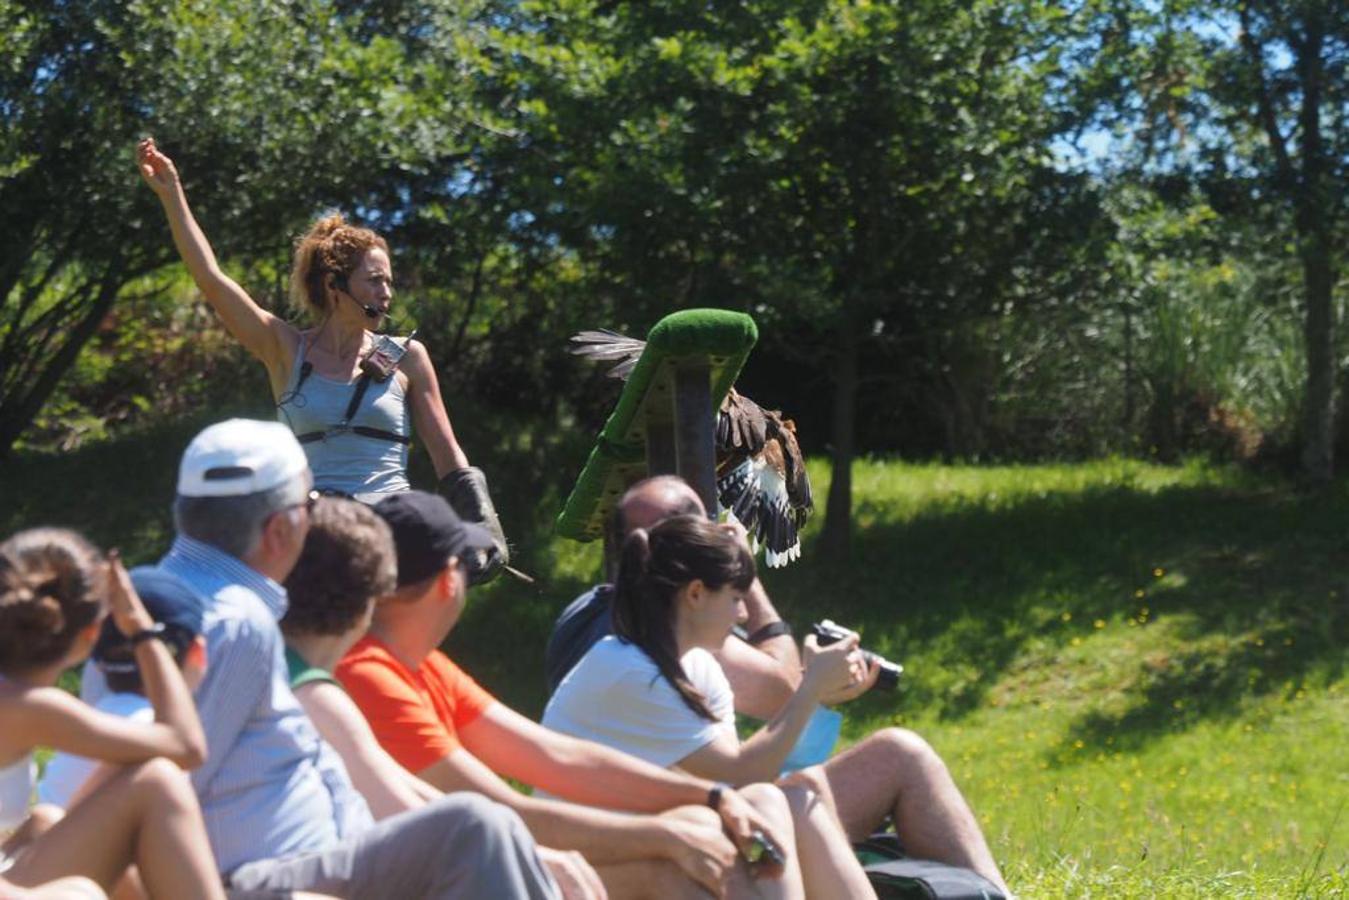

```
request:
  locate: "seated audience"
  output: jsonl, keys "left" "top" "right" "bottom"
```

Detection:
{"left": 0, "top": 528, "right": 222, "bottom": 898}
{"left": 281, "top": 497, "right": 599, "bottom": 895}
{"left": 80, "top": 419, "right": 557, "bottom": 898}
{"left": 546, "top": 479, "right": 1011, "bottom": 895}
{"left": 336, "top": 491, "right": 865, "bottom": 898}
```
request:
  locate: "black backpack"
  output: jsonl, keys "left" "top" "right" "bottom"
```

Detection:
{"left": 855, "top": 833, "right": 1007, "bottom": 900}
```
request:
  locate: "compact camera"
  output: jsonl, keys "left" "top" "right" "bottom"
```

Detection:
{"left": 810, "top": 619, "right": 904, "bottom": 691}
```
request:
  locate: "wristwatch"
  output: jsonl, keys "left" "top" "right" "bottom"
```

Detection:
{"left": 129, "top": 622, "right": 167, "bottom": 645}
{"left": 707, "top": 781, "right": 731, "bottom": 810}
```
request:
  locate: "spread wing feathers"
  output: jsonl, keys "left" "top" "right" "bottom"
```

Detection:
{"left": 718, "top": 457, "right": 802, "bottom": 567}
{"left": 717, "top": 389, "right": 813, "bottom": 523}
{"left": 568, "top": 329, "right": 648, "bottom": 380}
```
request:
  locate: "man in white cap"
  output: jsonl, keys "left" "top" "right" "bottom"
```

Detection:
{"left": 83, "top": 419, "right": 556, "bottom": 899}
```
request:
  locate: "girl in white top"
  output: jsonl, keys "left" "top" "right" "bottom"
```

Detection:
{"left": 0, "top": 528, "right": 223, "bottom": 898}
{"left": 544, "top": 515, "right": 880, "bottom": 898}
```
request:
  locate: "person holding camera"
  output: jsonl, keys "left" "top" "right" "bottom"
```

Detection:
{"left": 544, "top": 476, "right": 1011, "bottom": 896}
{"left": 135, "top": 138, "right": 508, "bottom": 571}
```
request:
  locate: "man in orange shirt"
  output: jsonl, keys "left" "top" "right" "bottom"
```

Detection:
{"left": 336, "top": 491, "right": 809, "bottom": 899}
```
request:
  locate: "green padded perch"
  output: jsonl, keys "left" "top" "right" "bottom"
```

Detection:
{"left": 555, "top": 309, "right": 759, "bottom": 541}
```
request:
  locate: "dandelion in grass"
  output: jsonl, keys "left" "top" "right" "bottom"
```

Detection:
{"left": 1094, "top": 619, "right": 1106, "bottom": 629}
{"left": 1153, "top": 567, "right": 1165, "bottom": 578}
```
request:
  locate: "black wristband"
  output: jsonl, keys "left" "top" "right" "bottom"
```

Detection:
{"left": 707, "top": 781, "right": 730, "bottom": 810}
{"left": 129, "top": 622, "right": 167, "bottom": 645}
{"left": 746, "top": 620, "right": 793, "bottom": 645}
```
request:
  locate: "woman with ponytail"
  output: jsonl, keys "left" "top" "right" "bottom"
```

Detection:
{"left": 136, "top": 138, "right": 509, "bottom": 574}
{"left": 544, "top": 515, "right": 880, "bottom": 897}
{"left": 0, "top": 529, "right": 224, "bottom": 898}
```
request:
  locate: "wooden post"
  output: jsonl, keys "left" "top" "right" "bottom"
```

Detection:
{"left": 645, "top": 420, "right": 676, "bottom": 475}
{"left": 673, "top": 363, "right": 717, "bottom": 516}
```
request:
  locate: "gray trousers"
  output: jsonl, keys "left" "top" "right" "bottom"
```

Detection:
{"left": 226, "top": 793, "right": 559, "bottom": 899}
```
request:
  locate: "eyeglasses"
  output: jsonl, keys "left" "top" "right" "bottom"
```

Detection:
{"left": 277, "top": 490, "right": 320, "bottom": 518}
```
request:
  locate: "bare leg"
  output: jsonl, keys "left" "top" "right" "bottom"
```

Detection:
{"left": 645, "top": 793, "right": 804, "bottom": 900}
{"left": 804, "top": 728, "right": 1010, "bottom": 895}
{"left": 596, "top": 859, "right": 709, "bottom": 900}
{"left": 6, "top": 759, "right": 224, "bottom": 899}
{"left": 0, "top": 876, "right": 105, "bottom": 900}
{"left": 776, "top": 782, "right": 876, "bottom": 900}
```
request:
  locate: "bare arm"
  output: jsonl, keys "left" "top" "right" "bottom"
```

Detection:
{"left": 403, "top": 339, "right": 469, "bottom": 476}
{"left": 714, "top": 634, "right": 798, "bottom": 721}
{"left": 416, "top": 744, "right": 733, "bottom": 893}
{"left": 459, "top": 704, "right": 719, "bottom": 814}
{"left": 1, "top": 687, "right": 202, "bottom": 770}
{"left": 738, "top": 579, "right": 801, "bottom": 674}
{"left": 136, "top": 138, "right": 296, "bottom": 387}
{"left": 295, "top": 682, "right": 437, "bottom": 819}
{"left": 681, "top": 636, "right": 870, "bottom": 785}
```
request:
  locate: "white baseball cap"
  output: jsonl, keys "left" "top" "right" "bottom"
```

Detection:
{"left": 177, "top": 419, "right": 309, "bottom": 498}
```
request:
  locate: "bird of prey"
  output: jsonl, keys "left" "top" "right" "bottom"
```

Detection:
{"left": 570, "top": 329, "right": 814, "bottom": 567}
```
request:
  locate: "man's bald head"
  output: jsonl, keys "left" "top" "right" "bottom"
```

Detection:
{"left": 604, "top": 476, "right": 706, "bottom": 576}
{"left": 619, "top": 476, "right": 705, "bottom": 532}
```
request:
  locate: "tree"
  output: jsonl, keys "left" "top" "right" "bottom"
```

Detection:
{"left": 480, "top": 0, "right": 1092, "bottom": 557}
{"left": 1077, "top": 0, "right": 1347, "bottom": 480}
{"left": 0, "top": 0, "right": 475, "bottom": 456}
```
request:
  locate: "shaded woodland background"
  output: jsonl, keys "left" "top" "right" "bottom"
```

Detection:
{"left": 3, "top": 0, "right": 1346, "bottom": 556}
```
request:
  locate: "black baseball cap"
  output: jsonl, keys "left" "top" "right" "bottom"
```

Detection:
{"left": 373, "top": 491, "right": 496, "bottom": 587}
{"left": 93, "top": 567, "right": 205, "bottom": 676}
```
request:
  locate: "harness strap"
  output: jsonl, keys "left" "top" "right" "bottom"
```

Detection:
{"left": 296, "top": 426, "right": 411, "bottom": 446}
{"left": 293, "top": 369, "right": 410, "bottom": 446}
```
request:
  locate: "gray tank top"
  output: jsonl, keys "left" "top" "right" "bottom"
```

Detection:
{"left": 276, "top": 336, "right": 412, "bottom": 500}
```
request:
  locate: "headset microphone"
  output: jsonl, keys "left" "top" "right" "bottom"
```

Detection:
{"left": 333, "top": 277, "right": 385, "bottom": 322}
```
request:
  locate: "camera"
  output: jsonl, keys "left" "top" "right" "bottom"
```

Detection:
{"left": 742, "top": 829, "right": 785, "bottom": 872}
{"left": 810, "top": 619, "right": 904, "bottom": 690}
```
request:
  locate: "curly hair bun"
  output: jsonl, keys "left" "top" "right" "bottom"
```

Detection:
{"left": 0, "top": 528, "right": 104, "bottom": 673}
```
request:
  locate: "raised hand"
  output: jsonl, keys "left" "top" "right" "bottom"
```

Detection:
{"left": 105, "top": 550, "right": 154, "bottom": 638}
{"left": 136, "top": 137, "right": 180, "bottom": 197}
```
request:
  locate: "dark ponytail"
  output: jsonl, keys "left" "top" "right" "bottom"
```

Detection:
{"left": 0, "top": 528, "right": 105, "bottom": 675}
{"left": 610, "top": 515, "right": 756, "bottom": 722}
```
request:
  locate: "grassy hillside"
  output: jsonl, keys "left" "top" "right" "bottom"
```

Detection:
{"left": 3, "top": 442, "right": 1344, "bottom": 897}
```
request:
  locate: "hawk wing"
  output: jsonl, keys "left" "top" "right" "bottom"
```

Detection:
{"left": 568, "top": 329, "right": 647, "bottom": 380}
{"left": 715, "top": 390, "right": 814, "bottom": 567}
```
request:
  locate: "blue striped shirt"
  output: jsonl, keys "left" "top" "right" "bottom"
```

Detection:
{"left": 82, "top": 536, "right": 373, "bottom": 873}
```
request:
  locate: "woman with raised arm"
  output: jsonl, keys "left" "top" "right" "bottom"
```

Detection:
{"left": 0, "top": 528, "right": 223, "bottom": 898}
{"left": 136, "top": 137, "right": 508, "bottom": 575}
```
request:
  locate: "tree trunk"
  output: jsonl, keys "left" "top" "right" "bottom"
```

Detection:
{"left": 1295, "top": 17, "right": 1335, "bottom": 483}
{"left": 1298, "top": 228, "right": 1336, "bottom": 482}
{"left": 820, "top": 321, "right": 858, "bottom": 562}
{"left": 0, "top": 267, "right": 123, "bottom": 458}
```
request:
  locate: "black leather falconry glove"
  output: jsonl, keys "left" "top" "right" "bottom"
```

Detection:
{"left": 438, "top": 466, "right": 509, "bottom": 583}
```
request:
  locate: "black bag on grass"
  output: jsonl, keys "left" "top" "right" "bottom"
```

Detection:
{"left": 855, "top": 833, "right": 1006, "bottom": 900}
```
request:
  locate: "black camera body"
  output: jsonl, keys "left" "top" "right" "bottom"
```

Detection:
{"left": 810, "top": 619, "right": 904, "bottom": 691}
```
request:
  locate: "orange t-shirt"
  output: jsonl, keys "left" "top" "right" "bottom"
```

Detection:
{"left": 336, "top": 635, "right": 497, "bottom": 774}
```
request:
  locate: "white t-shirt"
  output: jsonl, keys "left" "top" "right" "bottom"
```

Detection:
{"left": 38, "top": 692, "right": 152, "bottom": 809}
{"left": 542, "top": 636, "right": 736, "bottom": 769}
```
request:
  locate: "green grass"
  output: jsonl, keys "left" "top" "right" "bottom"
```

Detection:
{"left": 3, "top": 447, "right": 1345, "bottom": 897}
